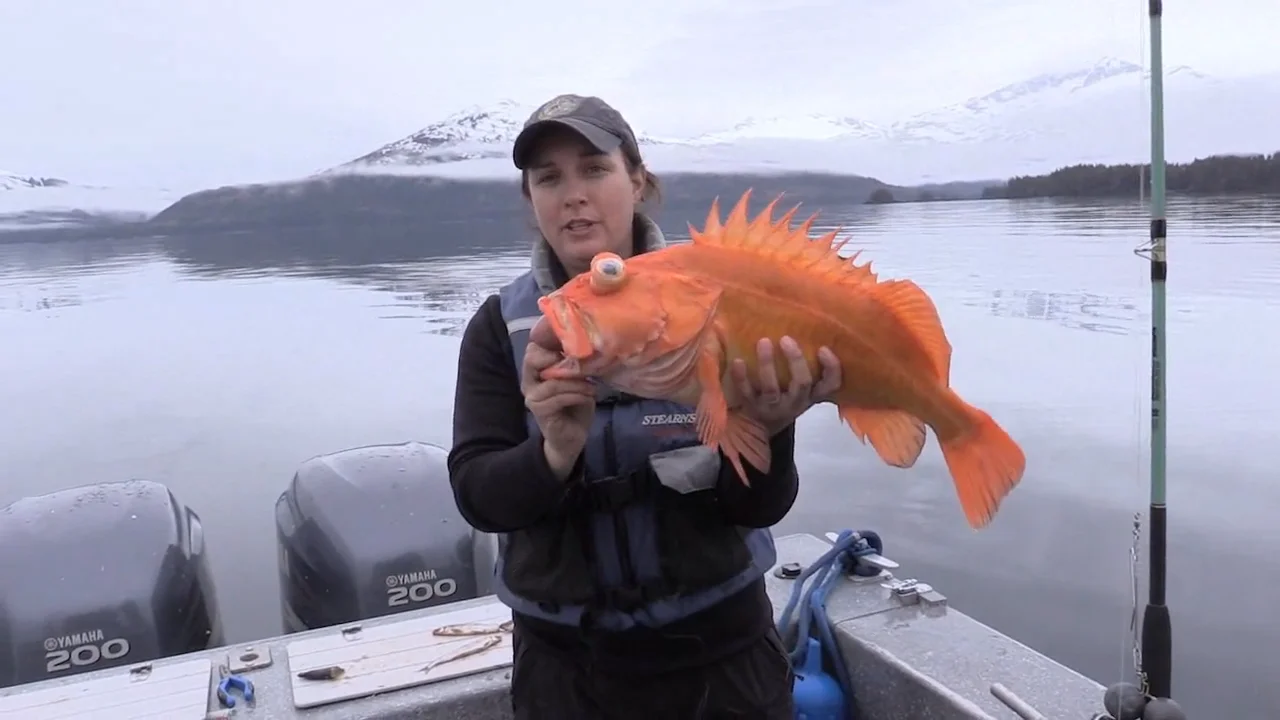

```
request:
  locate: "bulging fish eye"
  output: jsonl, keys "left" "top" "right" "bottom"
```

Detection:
{"left": 589, "top": 253, "right": 627, "bottom": 293}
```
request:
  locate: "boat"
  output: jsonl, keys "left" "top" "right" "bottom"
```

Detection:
{"left": 0, "top": 2, "right": 1190, "bottom": 716}
{"left": 0, "top": 440, "right": 1114, "bottom": 720}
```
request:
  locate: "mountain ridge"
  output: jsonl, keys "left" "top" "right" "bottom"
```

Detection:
{"left": 329, "top": 57, "right": 1212, "bottom": 172}
{"left": 8, "top": 56, "right": 1277, "bottom": 233}
{"left": 1, "top": 171, "right": 69, "bottom": 191}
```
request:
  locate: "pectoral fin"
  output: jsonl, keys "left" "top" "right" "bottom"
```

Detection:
{"left": 693, "top": 340, "right": 771, "bottom": 485}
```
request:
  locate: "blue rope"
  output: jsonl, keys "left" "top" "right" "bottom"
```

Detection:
{"left": 808, "top": 561, "right": 852, "bottom": 690}
{"left": 776, "top": 529, "right": 883, "bottom": 720}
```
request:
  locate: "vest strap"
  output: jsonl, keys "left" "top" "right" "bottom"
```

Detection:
{"left": 535, "top": 575, "right": 683, "bottom": 620}
{"left": 576, "top": 467, "right": 655, "bottom": 513}
{"left": 591, "top": 576, "right": 679, "bottom": 616}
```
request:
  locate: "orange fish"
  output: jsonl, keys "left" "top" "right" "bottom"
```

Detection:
{"left": 532, "top": 189, "right": 1025, "bottom": 528}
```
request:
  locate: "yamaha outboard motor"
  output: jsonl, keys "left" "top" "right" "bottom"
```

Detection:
{"left": 275, "top": 440, "right": 496, "bottom": 633}
{"left": 0, "top": 480, "right": 223, "bottom": 689}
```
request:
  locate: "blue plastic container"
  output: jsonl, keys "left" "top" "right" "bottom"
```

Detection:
{"left": 792, "top": 636, "right": 847, "bottom": 719}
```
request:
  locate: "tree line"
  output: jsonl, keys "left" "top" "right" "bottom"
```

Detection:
{"left": 980, "top": 151, "right": 1280, "bottom": 199}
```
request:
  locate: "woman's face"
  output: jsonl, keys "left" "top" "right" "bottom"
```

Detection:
{"left": 524, "top": 127, "right": 645, "bottom": 277}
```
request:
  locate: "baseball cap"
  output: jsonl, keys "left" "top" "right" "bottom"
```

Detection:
{"left": 512, "top": 94, "right": 642, "bottom": 170}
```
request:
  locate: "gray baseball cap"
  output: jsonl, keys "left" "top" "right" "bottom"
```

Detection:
{"left": 512, "top": 94, "right": 642, "bottom": 170}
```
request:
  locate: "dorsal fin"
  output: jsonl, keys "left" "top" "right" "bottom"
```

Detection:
{"left": 688, "top": 196, "right": 724, "bottom": 242}
{"left": 870, "top": 279, "right": 953, "bottom": 384}
{"left": 690, "top": 188, "right": 878, "bottom": 286}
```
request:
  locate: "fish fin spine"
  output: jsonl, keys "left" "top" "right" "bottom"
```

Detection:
{"left": 718, "top": 412, "right": 771, "bottom": 486}
{"left": 691, "top": 337, "right": 772, "bottom": 485}
{"left": 693, "top": 342, "right": 730, "bottom": 454}
{"left": 838, "top": 406, "right": 928, "bottom": 468}
{"left": 690, "top": 188, "right": 879, "bottom": 286}
{"left": 865, "top": 279, "right": 953, "bottom": 384}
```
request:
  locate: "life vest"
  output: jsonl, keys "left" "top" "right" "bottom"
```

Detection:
{"left": 489, "top": 215, "right": 778, "bottom": 631}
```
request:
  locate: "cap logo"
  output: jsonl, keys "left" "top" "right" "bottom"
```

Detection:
{"left": 535, "top": 95, "right": 583, "bottom": 121}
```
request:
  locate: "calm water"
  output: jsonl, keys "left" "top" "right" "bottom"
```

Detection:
{"left": 2, "top": 196, "right": 1278, "bottom": 718}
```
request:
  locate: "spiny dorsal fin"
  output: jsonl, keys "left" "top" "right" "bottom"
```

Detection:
{"left": 688, "top": 196, "right": 724, "bottom": 242}
{"left": 693, "top": 190, "right": 947, "bottom": 383}
{"left": 691, "top": 188, "right": 878, "bottom": 286}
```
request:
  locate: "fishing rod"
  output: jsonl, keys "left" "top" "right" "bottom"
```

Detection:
{"left": 1137, "top": 0, "right": 1172, "bottom": 704}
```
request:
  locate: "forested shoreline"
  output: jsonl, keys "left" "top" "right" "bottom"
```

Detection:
{"left": 981, "top": 152, "right": 1280, "bottom": 199}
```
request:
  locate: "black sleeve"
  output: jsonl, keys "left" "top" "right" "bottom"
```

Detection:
{"left": 446, "top": 294, "right": 578, "bottom": 533}
{"left": 714, "top": 424, "right": 800, "bottom": 528}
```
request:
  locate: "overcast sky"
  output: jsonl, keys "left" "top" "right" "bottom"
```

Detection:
{"left": 2, "top": 0, "right": 1276, "bottom": 190}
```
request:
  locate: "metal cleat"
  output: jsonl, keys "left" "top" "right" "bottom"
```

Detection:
{"left": 823, "top": 531, "right": 900, "bottom": 572}
{"left": 881, "top": 576, "right": 949, "bottom": 608}
{"left": 883, "top": 578, "right": 925, "bottom": 604}
{"left": 856, "top": 552, "right": 900, "bottom": 571}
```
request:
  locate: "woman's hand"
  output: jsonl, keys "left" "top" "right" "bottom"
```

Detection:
{"left": 521, "top": 334, "right": 596, "bottom": 480}
{"left": 730, "top": 336, "right": 842, "bottom": 436}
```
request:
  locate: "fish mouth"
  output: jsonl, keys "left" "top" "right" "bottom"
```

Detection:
{"left": 543, "top": 295, "right": 598, "bottom": 360}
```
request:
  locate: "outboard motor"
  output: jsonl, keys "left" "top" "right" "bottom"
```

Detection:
{"left": 275, "top": 440, "right": 496, "bottom": 633}
{"left": 0, "top": 480, "right": 223, "bottom": 689}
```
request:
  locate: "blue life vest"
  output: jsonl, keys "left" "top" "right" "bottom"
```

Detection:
{"left": 489, "top": 215, "right": 778, "bottom": 632}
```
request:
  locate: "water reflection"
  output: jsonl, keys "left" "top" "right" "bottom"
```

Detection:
{"left": 160, "top": 221, "right": 526, "bottom": 281}
{"left": 3, "top": 195, "right": 1278, "bottom": 330}
{"left": 1, "top": 195, "right": 1279, "bottom": 719}
{"left": 149, "top": 204, "right": 887, "bottom": 339}
{"left": 972, "top": 288, "right": 1139, "bottom": 335}
{"left": 0, "top": 236, "right": 161, "bottom": 278}
{"left": 0, "top": 293, "right": 83, "bottom": 314}
{"left": 0, "top": 237, "right": 165, "bottom": 316}
{"left": 365, "top": 252, "right": 529, "bottom": 337}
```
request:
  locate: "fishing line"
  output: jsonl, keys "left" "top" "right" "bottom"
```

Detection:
{"left": 1129, "top": 5, "right": 1148, "bottom": 690}
{"left": 1120, "top": 0, "right": 1152, "bottom": 698}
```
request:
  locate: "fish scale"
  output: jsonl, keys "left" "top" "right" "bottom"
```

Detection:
{"left": 704, "top": 253, "right": 938, "bottom": 418}
{"left": 535, "top": 189, "right": 1027, "bottom": 530}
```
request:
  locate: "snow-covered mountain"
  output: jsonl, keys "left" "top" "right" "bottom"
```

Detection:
{"left": 0, "top": 171, "right": 183, "bottom": 229}
{"left": 327, "top": 57, "right": 1278, "bottom": 185}
{"left": 335, "top": 100, "right": 527, "bottom": 168}
{"left": 1, "top": 170, "right": 69, "bottom": 190}
{"left": 326, "top": 103, "right": 882, "bottom": 171}
{"left": 329, "top": 99, "right": 681, "bottom": 171}
{"left": 887, "top": 57, "right": 1208, "bottom": 145}
{"left": 688, "top": 115, "right": 892, "bottom": 144}
{"left": 8, "top": 56, "right": 1277, "bottom": 225}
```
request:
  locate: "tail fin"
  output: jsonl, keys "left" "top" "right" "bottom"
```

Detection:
{"left": 938, "top": 404, "right": 1026, "bottom": 529}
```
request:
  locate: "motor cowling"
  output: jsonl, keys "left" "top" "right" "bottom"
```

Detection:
{"left": 275, "top": 441, "right": 495, "bottom": 634}
{"left": 0, "top": 480, "right": 223, "bottom": 689}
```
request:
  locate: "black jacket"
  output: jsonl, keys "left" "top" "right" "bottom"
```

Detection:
{"left": 447, "top": 291, "right": 802, "bottom": 676}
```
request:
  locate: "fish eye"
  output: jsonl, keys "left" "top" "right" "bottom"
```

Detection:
{"left": 589, "top": 253, "right": 627, "bottom": 293}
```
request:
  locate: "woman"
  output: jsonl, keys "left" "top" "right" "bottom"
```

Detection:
{"left": 447, "top": 93, "right": 843, "bottom": 720}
